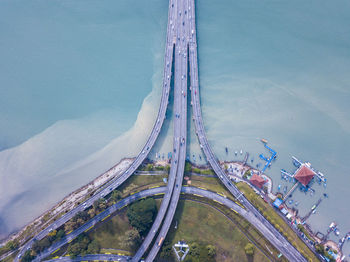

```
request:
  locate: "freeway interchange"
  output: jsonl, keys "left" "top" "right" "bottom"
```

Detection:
{"left": 14, "top": 0, "right": 309, "bottom": 261}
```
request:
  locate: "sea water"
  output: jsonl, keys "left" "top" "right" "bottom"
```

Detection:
{"left": 0, "top": 1, "right": 350, "bottom": 256}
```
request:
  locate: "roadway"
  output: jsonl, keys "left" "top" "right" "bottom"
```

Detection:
{"left": 45, "top": 254, "right": 130, "bottom": 262}
{"left": 14, "top": 0, "right": 176, "bottom": 260}
{"left": 187, "top": 0, "right": 307, "bottom": 261}
{"left": 132, "top": 0, "right": 189, "bottom": 260}
{"left": 41, "top": 186, "right": 306, "bottom": 262}
{"left": 36, "top": 186, "right": 247, "bottom": 261}
{"left": 131, "top": 0, "right": 182, "bottom": 260}
{"left": 143, "top": 0, "right": 189, "bottom": 260}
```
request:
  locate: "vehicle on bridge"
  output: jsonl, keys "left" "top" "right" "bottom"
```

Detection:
{"left": 158, "top": 237, "right": 165, "bottom": 247}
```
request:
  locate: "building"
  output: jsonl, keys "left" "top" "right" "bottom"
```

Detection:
{"left": 273, "top": 198, "right": 283, "bottom": 209}
{"left": 250, "top": 174, "right": 266, "bottom": 189}
{"left": 294, "top": 164, "right": 316, "bottom": 186}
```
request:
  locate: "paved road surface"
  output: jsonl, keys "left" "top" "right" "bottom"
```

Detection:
{"left": 143, "top": 0, "right": 189, "bottom": 260}
{"left": 41, "top": 186, "right": 306, "bottom": 262}
{"left": 45, "top": 254, "right": 130, "bottom": 262}
{"left": 37, "top": 186, "right": 246, "bottom": 262}
{"left": 130, "top": 0, "right": 184, "bottom": 261}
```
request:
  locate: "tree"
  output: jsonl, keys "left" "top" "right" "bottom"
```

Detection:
{"left": 47, "top": 229, "right": 57, "bottom": 238}
{"left": 159, "top": 242, "right": 173, "bottom": 260}
{"left": 315, "top": 244, "right": 325, "bottom": 254}
{"left": 184, "top": 161, "right": 192, "bottom": 174}
{"left": 5, "top": 240, "right": 19, "bottom": 251}
{"left": 127, "top": 198, "right": 157, "bottom": 236}
{"left": 64, "top": 221, "right": 75, "bottom": 232}
{"left": 98, "top": 198, "right": 107, "bottom": 210}
{"left": 120, "top": 228, "right": 141, "bottom": 251}
{"left": 206, "top": 245, "right": 216, "bottom": 257}
{"left": 189, "top": 242, "right": 200, "bottom": 258}
{"left": 145, "top": 164, "right": 153, "bottom": 171}
{"left": 111, "top": 190, "right": 122, "bottom": 202}
{"left": 32, "top": 238, "right": 50, "bottom": 254}
{"left": 87, "top": 240, "right": 100, "bottom": 254}
{"left": 244, "top": 243, "right": 255, "bottom": 256}
{"left": 67, "top": 234, "right": 91, "bottom": 258}
{"left": 21, "top": 250, "right": 35, "bottom": 262}
{"left": 67, "top": 242, "right": 81, "bottom": 258}
{"left": 56, "top": 229, "right": 65, "bottom": 240}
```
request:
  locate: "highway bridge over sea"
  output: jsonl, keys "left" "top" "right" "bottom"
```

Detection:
{"left": 14, "top": 0, "right": 309, "bottom": 261}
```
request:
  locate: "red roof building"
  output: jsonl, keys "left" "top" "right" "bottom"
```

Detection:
{"left": 250, "top": 174, "right": 266, "bottom": 189}
{"left": 294, "top": 165, "right": 315, "bottom": 186}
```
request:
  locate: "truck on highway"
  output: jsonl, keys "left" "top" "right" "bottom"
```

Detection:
{"left": 158, "top": 237, "right": 165, "bottom": 247}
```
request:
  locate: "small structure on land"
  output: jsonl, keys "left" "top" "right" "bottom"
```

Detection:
{"left": 173, "top": 241, "right": 190, "bottom": 261}
{"left": 250, "top": 174, "right": 266, "bottom": 189}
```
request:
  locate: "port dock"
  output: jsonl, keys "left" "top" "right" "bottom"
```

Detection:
{"left": 301, "top": 197, "right": 322, "bottom": 223}
{"left": 283, "top": 182, "right": 299, "bottom": 201}
{"left": 259, "top": 140, "right": 277, "bottom": 173}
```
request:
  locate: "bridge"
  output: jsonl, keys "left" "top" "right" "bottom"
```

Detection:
{"left": 14, "top": 0, "right": 309, "bottom": 261}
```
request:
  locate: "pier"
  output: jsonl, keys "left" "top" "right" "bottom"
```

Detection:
{"left": 301, "top": 198, "right": 322, "bottom": 223}
{"left": 322, "top": 222, "right": 337, "bottom": 243}
{"left": 338, "top": 232, "right": 350, "bottom": 251}
{"left": 243, "top": 152, "right": 249, "bottom": 166}
{"left": 259, "top": 141, "right": 277, "bottom": 173}
{"left": 283, "top": 182, "right": 299, "bottom": 201}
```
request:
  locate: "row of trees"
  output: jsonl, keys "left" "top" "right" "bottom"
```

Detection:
{"left": 183, "top": 242, "right": 216, "bottom": 262}
{"left": 315, "top": 244, "right": 336, "bottom": 262}
{"left": 0, "top": 240, "right": 19, "bottom": 256}
{"left": 20, "top": 229, "right": 66, "bottom": 262}
{"left": 67, "top": 233, "right": 100, "bottom": 258}
{"left": 64, "top": 195, "right": 118, "bottom": 233}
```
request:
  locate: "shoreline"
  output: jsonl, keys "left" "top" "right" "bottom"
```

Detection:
{"left": 219, "top": 160, "right": 343, "bottom": 259}
{"left": 0, "top": 157, "right": 134, "bottom": 246}
{"left": 1, "top": 157, "right": 342, "bottom": 260}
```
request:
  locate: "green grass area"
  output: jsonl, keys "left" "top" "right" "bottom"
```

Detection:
{"left": 117, "top": 174, "right": 167, "bottom": 195}
{"left": 236, "top": 182, "right": 319, "bottom": 262}
{"left": 187, "top": 174, "right": 236, "bottom": 201}
{"left": 81, "top": 196, "right": 286, "bottom": 262}
{"left": 161, "top": 199, "right": 271, "bottom": 262}
{"left": 87, "top": 208, "right": 132, "bottom": 252}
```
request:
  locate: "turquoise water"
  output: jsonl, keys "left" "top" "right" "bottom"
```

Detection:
{"left": 1, "top": 0, "right": 350, "bottom": 255}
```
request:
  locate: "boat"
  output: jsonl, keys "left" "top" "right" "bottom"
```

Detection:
{"left": 251, "top": 157, "right": 254, "bottom": 163}
{"left": 323, "top": 193, "right": 328, "bottom": 198}
{"left": 225, "top": 147, "right": 228, "bottom": 154}
{"left": 335, "top": 228, "right": 340, "bottom": 236}
{"left": 278, "top": 184, "right": 281, "bottom": 191}
{"left": 289, "top": 200, "right": 294, "bottom": 205}
{"left": 235, "top": 151, "right": 238, "bottom": 156}
{"left": 295, "top": 201, "right": 299, "bottom": 206}
{"left": 312, "top": 209, "right": 316, "bottom": 214}
{"left": 311, "top": 205, "right": 316, "bottom": 210}
{"left": 240, "top": 149, "right": 243, "bottom": 155}
{"left": 261, "top": 138, "right": 268, "bottom": 144}
{"left": 283, "top": 186, "right": 287, "bottom": 193}
{"left": 323, "top": 182, "right": 327, "bottom": 188}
